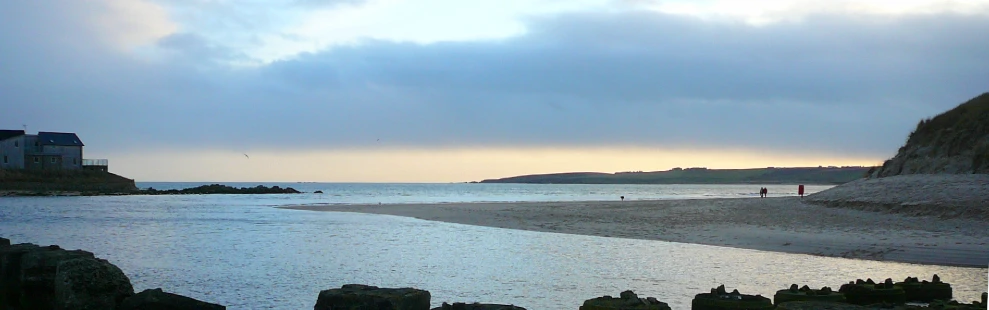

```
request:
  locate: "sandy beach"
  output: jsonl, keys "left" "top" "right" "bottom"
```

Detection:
{"left": 281, "top": 197, "right": 988, "bottom": 267}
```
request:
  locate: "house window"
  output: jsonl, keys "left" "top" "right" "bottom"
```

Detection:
{"left": 73, "top": 158, "right": 77, "bottom": 165}
{"left": 51, "top": 157, "right": 57, "bottom": 164}
{"left": 3, "top": 156, "right": 7, "bottom": 164}
{"left": 34, "top": 157, "right": 39, "bottom": 163}
{"left": 13, "top": 141, "right": 17, "bottom": 148}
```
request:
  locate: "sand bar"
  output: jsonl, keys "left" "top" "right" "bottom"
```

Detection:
{"left": 280, "top": 197, "right": 988, "bottom": 267}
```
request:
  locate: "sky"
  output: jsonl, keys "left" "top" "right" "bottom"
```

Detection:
{"left": 1, "top": 0, "right": 987, "bottom": 182}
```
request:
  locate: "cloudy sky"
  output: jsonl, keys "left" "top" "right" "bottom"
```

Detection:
{"left": 2, "top": 0, "right": 987, "bottom": 182}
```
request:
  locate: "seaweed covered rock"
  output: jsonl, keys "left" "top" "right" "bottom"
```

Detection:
{"left": 431, "top": 302, "right": 526, "bottom": 310}
{"left": 54, "top": 257, "right": 135, "bottom": 310}
{"left": 839, "top": 278, "right": 906, "bottom": 306}
{"left": 776, "top": 301, "right": 866, "bottom": 310}
{"left": 774, "top": 284, "right": 845, "bottom": 305}
{"left": 579, "top": 290, "right": 671, "bottom": 310}
{"left": 119, "top": 288, "right": 226, "bottom": 310}
{"left": 692, "top": 285, "right": 773, "bottom": 310}
{"left": 314, "top": 284, "right": 431, "bottom": 310}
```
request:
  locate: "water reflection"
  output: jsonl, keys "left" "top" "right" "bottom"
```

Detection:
{"left": 0, "top": 196, "right": 984, "bottom": 310}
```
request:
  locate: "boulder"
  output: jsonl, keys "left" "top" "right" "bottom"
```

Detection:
{"left": 2, "top": 243, "right": 42, "bottom": 308}
{"left": 431, "top": 302, "right": 526, "bottom": 310}
{"left": 838, "top": 281, "right": 906, "bottom": 305}
{"left": 776, "top": 301, "right": 865, "bottom": 310}
{"left": 895, "top": 275, "right": 952, "bottom": 302}
{"left": 54, "top": 257, "right": 134, "bottom": 310}
{"left": 18, "top": 246, "right": 95, "bottom": 309}
{"left": 119, "top": 288, "right": 226, "bottom": 310}
{"left": 314, "top": 284, "right": 431, "bottom": 310}
{"left": 692, "top": 286, "right": 773, "bottom": 310}
{"left": 579, "top": 290, "right": 671, "bottom": 310}
{"left": 774, "top": 285, "right": 845, "bottom": 305}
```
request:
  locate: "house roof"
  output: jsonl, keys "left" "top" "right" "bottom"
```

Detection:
{"left": 0, "top": 130, "right": 25, "bottom": 141}
{"left": 38, "top": 132, "right": 85, "bottom": 146}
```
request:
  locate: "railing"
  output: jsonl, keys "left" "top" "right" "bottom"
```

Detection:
{"left": 82, "top": 159, "right": 108, "bottom": 166}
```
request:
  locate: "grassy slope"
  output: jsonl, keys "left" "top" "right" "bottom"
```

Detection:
{"left": 480, "top": 167, "right": 870, "bottom": 185}
{"left": 908, "top": 93, "right": 989, "bottom": 173}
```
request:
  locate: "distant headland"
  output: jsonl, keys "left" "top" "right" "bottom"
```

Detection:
{"left": 477, "top": 166, "right": 871, "bottom": 185}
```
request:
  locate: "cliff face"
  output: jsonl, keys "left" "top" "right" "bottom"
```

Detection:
{"left": 875, "top": 93, "right": 989, "bottom": 177}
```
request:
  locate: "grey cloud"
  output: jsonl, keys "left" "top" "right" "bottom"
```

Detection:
{"left": 157, "top": 32, "right": 251, "bottom": 63}
{"left": 2, "top": 2, "right": 987, "bottom": 160}
{"left": 291, "top": 0, "right": 366, "bottom": 8}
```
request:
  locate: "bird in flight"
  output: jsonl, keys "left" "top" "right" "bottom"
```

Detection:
{"left": 243, "top": 153, "right": 250, "bottom": 159}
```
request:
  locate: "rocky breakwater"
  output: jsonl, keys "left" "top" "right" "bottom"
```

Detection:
{"left": 0, "top": 237, "right": 224, "bottom": 310}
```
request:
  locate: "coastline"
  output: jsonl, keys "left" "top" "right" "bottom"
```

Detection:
{"left": 280, "top": 197, "right": 989, "bottom": 267}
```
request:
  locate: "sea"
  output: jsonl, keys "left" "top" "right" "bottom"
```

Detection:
{"left": 0, "top": 182, "right": 985, "bottom": 310}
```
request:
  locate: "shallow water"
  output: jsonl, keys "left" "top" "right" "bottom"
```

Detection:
{"left": 0, "top": 192, "right": 985, "bottom": 310}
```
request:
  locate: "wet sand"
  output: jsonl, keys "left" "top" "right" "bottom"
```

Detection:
{"left": 280, "top": 197, "right": 988, "bottom": 267}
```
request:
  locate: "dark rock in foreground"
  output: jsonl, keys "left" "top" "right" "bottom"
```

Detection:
{"left": 119, "top": 288, "right": 226, "bottom": 310}
{"left": 776, "top": 301, "right": 866, "bottom": 310}
{"left": 774, "top": 284, "right": 845, "bottom": 305}
{"left": 432, "top": 302, "right": 526, "bottom": 310}
{"left": 1, "top": 242, "right": 131, "bottom": 310}
{"left": 692, "top": 285, "right": 773, "bottom": 310}
{"left": 143, "top": 184, "right": 302, "bottom": 195}
{"left": 895, "top": 275, "right": 952, "bottom": 302}
{"left": 54, "top": 257, "right": 134, "bottom": 310}
{"left": 1, "top": 238, "right": 224, "bottom": 310}
{"left": 579, "top": 290, "right": 671, "bottom": 310}
{"left": 839, "top": 278, "right": 906, "bottom": 306}
{"left": 315, "top": 284, "right": 431, "bottom": 310}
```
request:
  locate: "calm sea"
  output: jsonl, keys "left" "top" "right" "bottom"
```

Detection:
{"left": 0, "top": 183, "right": 985, "bottom": 310}
{"left": 135, "top": 182, "right": 834, "bottom": 204}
